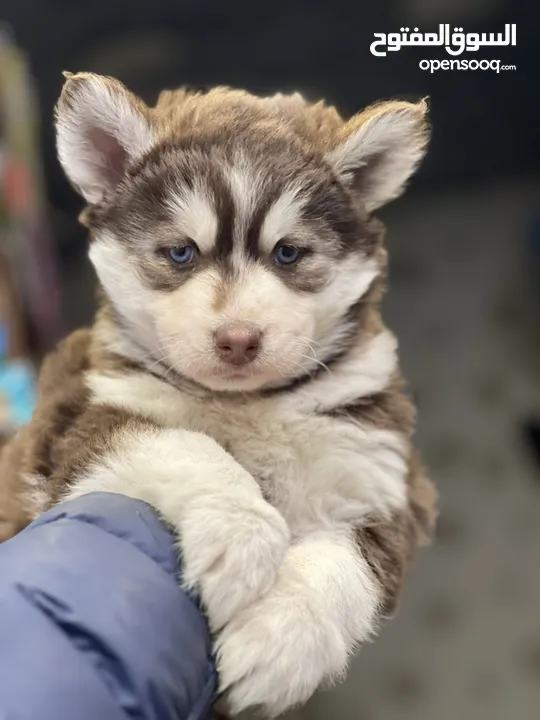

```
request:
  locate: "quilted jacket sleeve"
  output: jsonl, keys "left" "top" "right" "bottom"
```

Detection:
{"left": 0, "top": 491, "right": 217, "bottom": 720}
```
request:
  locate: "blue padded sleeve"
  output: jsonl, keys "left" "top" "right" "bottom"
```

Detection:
{"left": 0, "top": 492, "right": 217, "bottom": 720}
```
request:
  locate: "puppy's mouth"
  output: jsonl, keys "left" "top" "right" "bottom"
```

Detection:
{"left": 156, "top": 340, "right": 314, "bottom": 392}
{"left": 214, "top": 358, "right": 263, "bottom": 381}
{"left": 218, "top": 365, "right": 256, "bottom": 380}
{"left": 200, "top": 351, "right": 286, "bottom": 391}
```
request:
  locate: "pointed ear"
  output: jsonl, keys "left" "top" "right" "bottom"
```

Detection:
{"left": 326, "top": 99, "right": 429, "bottom": 211}
{"left": 55, "top": 72, "right": 155, "bottom": 203}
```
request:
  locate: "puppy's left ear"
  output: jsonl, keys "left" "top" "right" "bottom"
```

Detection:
{"left": 326, "top": 99, "right": 429, "bottom": 211}
{"left": 55, "top": 72, "right": 155, "bottom": 204}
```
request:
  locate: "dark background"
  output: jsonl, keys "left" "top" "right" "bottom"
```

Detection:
{"left": 1, "top": 1, "right": 539, "bottom": 719}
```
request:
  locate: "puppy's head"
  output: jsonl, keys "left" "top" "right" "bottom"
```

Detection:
{"left": 55, "top": 73, "right": 429, "bottom": 392}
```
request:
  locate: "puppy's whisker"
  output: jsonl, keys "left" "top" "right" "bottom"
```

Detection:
{"left": 297, "top": 353, "right": 330, "bottom": 374}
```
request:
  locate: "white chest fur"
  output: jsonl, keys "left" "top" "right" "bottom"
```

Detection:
{"left": 87, "top": 331, "right": 407, "bottom": 533}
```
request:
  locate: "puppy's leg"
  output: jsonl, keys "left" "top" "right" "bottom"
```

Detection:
{"left": 216, "top": 520, "right": 411, "bottom": 718}
{"left": 66, "top": 425, "right": 289, "bottom": 630}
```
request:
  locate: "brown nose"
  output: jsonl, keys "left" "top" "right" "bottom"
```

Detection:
{"left": 215, "top": 323, "right": 262, "bottom": 365}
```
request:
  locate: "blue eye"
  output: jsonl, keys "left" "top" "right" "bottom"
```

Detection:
{"left": 169, "top": 244, "right": 196, "bottom": 264}
{"left": 274, "top": 244, "right": 301, "bottom": 265}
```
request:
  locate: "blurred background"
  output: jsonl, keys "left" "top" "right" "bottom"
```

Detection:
{"left": 0, "top": 0, "right": 538, "bottom": 718}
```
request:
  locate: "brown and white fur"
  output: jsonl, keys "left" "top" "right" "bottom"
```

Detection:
{"left": 0, "top": 74, "right": 437, "bottom": 716}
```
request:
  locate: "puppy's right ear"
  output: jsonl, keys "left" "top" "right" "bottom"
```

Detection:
{"left": 326, "top": 99, "right": 429, "bottom": 211}
{"left": 55, "top": 72, "right": 155, "bottom": 203}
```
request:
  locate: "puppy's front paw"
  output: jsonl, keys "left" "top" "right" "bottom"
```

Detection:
{"left": 216, "top": 578, "right": 348, "bottom": 717}
{"left": 180, "top": 498, "right": 289, "bottom": 631}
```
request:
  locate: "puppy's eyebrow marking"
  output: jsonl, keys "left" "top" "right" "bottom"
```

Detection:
{"left": 259, "top": 186, "right": 308, "bottom": 253}
{"left": 227, "top": 155, "right": 264, "bottom": 270}
{"left": 227, "top": 156, "right": 261, "bottom": 238}
{"left": 166, "top": 184, "right": 218, "bottom": 252}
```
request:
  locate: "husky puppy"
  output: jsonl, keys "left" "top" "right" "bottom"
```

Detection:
{"left": 0, "top": 74, "right": 437, "bottom": 716}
